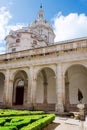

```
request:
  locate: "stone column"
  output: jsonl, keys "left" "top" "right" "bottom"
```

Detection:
{"left": 55, "top": 64, "right": 64, "bottom": 112}
{"left": 4, "top": 69, "right": 11, "bottom": 107}
{"left": 3, "top": 79, "right": 6, "bottom": 105}
{"left": 8, "top": 79, "right": 13, "bottom": 106}
{"left": 65, "top": 81, "right": 70, "bottom": 111}
{"left": 43, "top": 82, "right": 48, "bottom": 104}
{"left": 32, "top": 79, "right": 37, "bottom": 104}
{"left": 29, "top": 67, "right": 37, "bottom": 108}
{"left": 26, "top": 68, "right": 33, "bottom": 109}
{"left": 4, "top": 70, "right": 14, "bottom": 107}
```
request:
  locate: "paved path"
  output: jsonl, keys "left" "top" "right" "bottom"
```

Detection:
{"left": 53, "top": 116, "right": 87, "bottom": 130}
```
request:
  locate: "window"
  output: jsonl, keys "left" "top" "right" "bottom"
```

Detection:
{"left": 16, "top": 39, "right": 20, "bottom": 43}
{"left": 17, "top": 33, "right": 21, "bottom": 37}
{"left": 12, "top": 48, "right": 16, "bottom": 52}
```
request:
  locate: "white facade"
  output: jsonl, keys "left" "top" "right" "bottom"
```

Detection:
{"left": 0, "top": 6, "right": 87, "bottom": 113}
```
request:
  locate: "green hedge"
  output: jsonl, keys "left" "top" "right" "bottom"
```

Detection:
{"left": 0, "top": 119, "right": 6, "bottom": 126}
{"left": 0, "top": 110, "right": 44, "bottom": 117}
{"left": 21, "top": 114, "right": 55, "bottom": 130}
{"left": 5, "top": 119, "right": 31, "bottom": 129}
{"left": 0, "top": 109, "right": 55, "bottom": 130}
{"left": 0, "top": 126, "right": 17, "bottom": 130}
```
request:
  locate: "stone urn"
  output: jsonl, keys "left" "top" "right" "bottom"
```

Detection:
{"left": 77, "top": 103, "right": 85, "bottom": 121}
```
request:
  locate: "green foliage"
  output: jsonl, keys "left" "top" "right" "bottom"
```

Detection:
{"left": 0, "top": 126, "right": 17, "bottom": 130}
{"left": 0, "top": 109, "right": 55, "bottom": 130}
{"left": 0, "top": 119, "right": 6, "bottom": 126}
{"left": 0, "top": 109, "right": 44, "bottom": 117}
{"left": 5, "top": 119, "right": 31, "bottom": 129}
{"left": 21, "top": 114, "right": 55, "bottom": 130}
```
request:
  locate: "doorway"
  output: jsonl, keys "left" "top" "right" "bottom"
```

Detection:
{"left": 15, "top": 87, "right": 24, "bottom": 105}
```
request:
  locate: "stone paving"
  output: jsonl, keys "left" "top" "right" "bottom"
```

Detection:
{"left": 53, "top": 116, "right": 87, "bottom": 130}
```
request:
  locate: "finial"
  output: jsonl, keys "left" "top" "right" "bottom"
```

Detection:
{"left": 38, "top": 2, "right": 44, "bottom": 19}
{"left": 40, "top": 3, "right": 42, "bottom": 9}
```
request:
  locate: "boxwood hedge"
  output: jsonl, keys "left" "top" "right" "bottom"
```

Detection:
{"left": 0, "top": 109, "right": 55, "bottom": 130}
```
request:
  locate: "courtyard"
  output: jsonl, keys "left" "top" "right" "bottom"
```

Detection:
{"left": 53, "top": 116, "right": 81, "bottom": 130}
{"left": 0, "top": 109, "right": 55, "bottom": 130}
{"left": 0, "top": 109, "right": 87, "bottom": 130}
{"left": 43, "top": 115, "right": 87, "bottom": 130}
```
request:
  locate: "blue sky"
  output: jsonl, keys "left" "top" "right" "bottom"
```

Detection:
{"left": 2, "top": 0, "right": 87, "bottom": 24}
{"left": 0, "top": 0, "right": 87, "bottom": 53}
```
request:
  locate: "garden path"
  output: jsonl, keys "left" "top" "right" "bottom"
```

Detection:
{"left": 53, "top": 116, "right": 85, "bottom": 130}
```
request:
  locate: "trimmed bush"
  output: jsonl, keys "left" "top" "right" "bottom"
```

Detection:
{"left": 0, "top": 110, "right": 44, "bottom": 117}
{"left": 0, "top": 109, "right": 55, "bottom": 130}
{"left": 21, "top": 114, "right": 55, "bottom": 130}
{"left": 5, "top": 119, "right": 31, "bottom": 129}
{"left": 0, "top": 126, "right": 17, "bottom": 130}
{"left": 0, "top": 119, "right": 6, "bottom": 126}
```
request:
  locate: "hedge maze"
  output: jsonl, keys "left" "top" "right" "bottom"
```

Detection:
{"left": 0, "top": 109, "right": 55, "bottom": 130}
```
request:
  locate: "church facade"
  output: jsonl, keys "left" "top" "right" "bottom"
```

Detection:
{"left": 0, "top": 6, "right": 87, "bottom": 112}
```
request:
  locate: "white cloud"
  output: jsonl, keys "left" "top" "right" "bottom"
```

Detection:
{"left": 0, "top": 7, "right": 12, "bottom": 43}
{"left": 0, "top": 6, "right": 25, "bottom": 53}
{"left": 53, "top": 12, "right": 87, "bottom": 42}
{"left": 1, "top": 7, "right": 87, "bottom": 53}
{"left": 6, "top": 24, "right": 25, "bottom": 35}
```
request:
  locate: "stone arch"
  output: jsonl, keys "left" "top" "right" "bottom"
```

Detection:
{"left": 63, "top": 63, "right": 87, "bottom": 77}
{"left": 10, "top": 69, "right": 29, "bottom": 81}
{"left": 64, "top": 64, "right": 87, "bottom": 111}
{"left": 12, "top": 70, "right": 28, "bottom": 106}
{"left": 0, "top": 72, "right": 5, "bottom": 104}
{"left": 35, "top": 67, "right": 56, "bottom": 111}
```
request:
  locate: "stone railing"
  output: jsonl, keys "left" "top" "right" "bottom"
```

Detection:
{"left": 0, "top": 37, "right": 87, "bottom": 61}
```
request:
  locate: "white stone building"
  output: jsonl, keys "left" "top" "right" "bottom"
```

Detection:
{"left": 0, "top": 5, "right": 87, "bottom": 112}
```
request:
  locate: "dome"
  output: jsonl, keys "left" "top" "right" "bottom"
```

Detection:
{"left": 29, "top": 5, "right": 55, "bottom": 37}
{"left": 5, "top": 4, "right": 55, "bottom": 53}
{"left": 29, "top": 5, "right": 55, "bottom": 46}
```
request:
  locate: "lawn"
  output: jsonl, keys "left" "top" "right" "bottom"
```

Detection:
{"left": 0, "top": 109, "right": 55, "bottom": 130}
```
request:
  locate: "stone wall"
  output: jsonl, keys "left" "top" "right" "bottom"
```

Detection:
{"left": 0, "top": 38, "right": 87, "bottom": 112}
